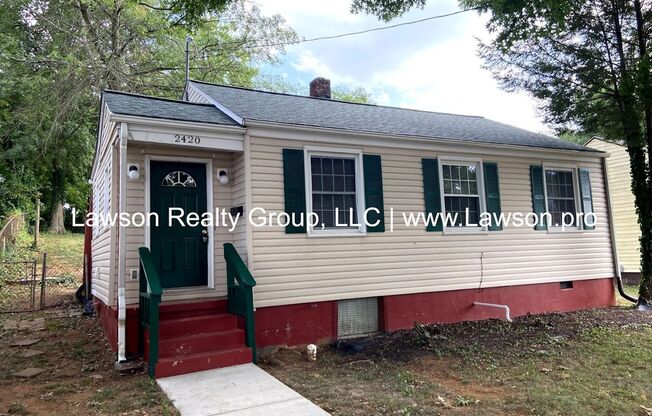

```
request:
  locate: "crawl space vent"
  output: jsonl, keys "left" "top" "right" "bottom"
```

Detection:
{"left": 337, "top": 297, "right": 379, "bottom": 339}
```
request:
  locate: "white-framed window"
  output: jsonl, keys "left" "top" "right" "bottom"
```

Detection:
{"left": 439, "top": 159, "right": 486, "bottom": 230}
{"left": 304, "top": 146, "right": 366, "bottom": 236}
{"left": 543, "top": 167, "right": 580, "bottom": 228}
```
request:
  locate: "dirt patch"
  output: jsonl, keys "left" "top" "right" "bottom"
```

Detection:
{"left": 0, "top": 307, "right": 177, "bottom": 415}
{"left": 408, "top": 355, "right": 510, "bottom": 401}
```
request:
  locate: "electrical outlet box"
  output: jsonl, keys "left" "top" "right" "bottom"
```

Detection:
{"left": 130, "top": 269, "right": 139, "bottom": 280}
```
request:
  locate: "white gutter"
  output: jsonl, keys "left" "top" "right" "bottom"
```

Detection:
{"left": 474, "top": 302, "right": 513, "bottom": 322}
{"left": 117, "top": 122, "right": 128, "bottom": 363}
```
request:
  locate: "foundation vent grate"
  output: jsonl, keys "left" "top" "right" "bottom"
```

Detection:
{"left": 337, "top": 297, "right": 379, "bottom": 339}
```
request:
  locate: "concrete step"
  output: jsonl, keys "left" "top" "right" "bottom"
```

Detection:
{"left": 155, "top": 347, "right": 253, "bottom": 378}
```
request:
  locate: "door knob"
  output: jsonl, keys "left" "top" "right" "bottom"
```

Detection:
{"left": 201, "top": 229, "right": 209, "bottom": 243}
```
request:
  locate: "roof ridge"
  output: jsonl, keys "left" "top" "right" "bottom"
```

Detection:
{"left": 189, "top": 79, "right": 486, "bottom": 119}
{"left": 477, "top": 117, "right": 559, "bottom": 140}
{"left": 102, "top": 89, "right": 216, "bottom": 107}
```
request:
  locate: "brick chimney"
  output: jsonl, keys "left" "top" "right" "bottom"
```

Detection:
{"left": 309, "top": 77, "right": 331, "bottom": 99}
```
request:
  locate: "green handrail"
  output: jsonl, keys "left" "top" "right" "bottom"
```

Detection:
{"left": 138, "top": 247, "right": 162, "bottom": 378}
{"left": 223, "top": 243, "right": 257, "bottom": 362}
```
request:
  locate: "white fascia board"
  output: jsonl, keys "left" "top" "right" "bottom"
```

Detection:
{"left": 109, "top": 113, "right": 244, "bottom": 133}
{"left": 186, "top": 81, "right": 244, "bottom": 125}
{"left": 111, "top": 115, "right": 245, "bottom": 152}
{"left": 245, "top": 120, "right": 607, "bottom": 162}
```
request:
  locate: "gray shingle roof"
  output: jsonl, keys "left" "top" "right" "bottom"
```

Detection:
{"left": 191, "top": 81, "right": 599, "bottom": 153}
{"left": 103, "top": 90, "right": 239, "bottom": 126}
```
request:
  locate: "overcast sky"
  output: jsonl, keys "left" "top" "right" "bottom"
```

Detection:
{"left": 255, "top": 0, "right": 551, "bottom": 134}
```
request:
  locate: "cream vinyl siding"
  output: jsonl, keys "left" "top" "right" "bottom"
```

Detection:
{"left": 249, "top": 136, "right": 615, "bottom": 308}
{"left": 122, "top": 145, "right": 243, "bottom": 305}
{"left": 586, "top": 138, "right": 640, "bottom": 273}
{"left": 231, "top": 152, "right": 248, "bottom": 264}
{"left": 90, "top": 107, "right": 117, "bottom": 305}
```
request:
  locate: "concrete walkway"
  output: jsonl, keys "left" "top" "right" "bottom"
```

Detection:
{"left": 157, "top": 364, "right": 330, "bottom": 416}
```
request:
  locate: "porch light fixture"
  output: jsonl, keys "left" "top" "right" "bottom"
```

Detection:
{"left": 218, "top": 169, "right": 229, "bottom": 185}
{"left": 127, "top": 164, "right": 140, "bottom": 180}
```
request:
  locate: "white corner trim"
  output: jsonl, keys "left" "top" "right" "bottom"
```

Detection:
{"left": 187, "top": 82, "right": 244, "bottom": 125}
{"left": 303, "top": 146, "right": 367, "bottom": 237}
{"left": 144, "top": 155, "right": 215, "bottom": 290}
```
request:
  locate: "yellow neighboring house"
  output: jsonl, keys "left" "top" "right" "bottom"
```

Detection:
{"left": 585, "top": 137, "right": 641, "bottom": 281}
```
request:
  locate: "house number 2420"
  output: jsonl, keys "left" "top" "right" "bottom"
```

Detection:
{"left": 174, "top": 134, "right": 201, "bottom": 144}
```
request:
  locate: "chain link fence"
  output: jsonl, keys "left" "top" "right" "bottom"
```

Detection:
{"left": 0, "top": 260, "right": 38, "bottom": 312}
{"left": 0, "top": 254, "right": 84, "bottom": 313}
{"left": 41, "top": 254, "right": 84, "bottom": 308}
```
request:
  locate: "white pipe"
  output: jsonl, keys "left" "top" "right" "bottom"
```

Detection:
{"left": 117, "top": 122, "right": 128, "bottom": 363}
{"left": 474, "top": 301, "right": 513, "bottom": 322}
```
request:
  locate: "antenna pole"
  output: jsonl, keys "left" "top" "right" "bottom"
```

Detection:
{"left": 184, "top": 35, "right": 193, "bottom": 101}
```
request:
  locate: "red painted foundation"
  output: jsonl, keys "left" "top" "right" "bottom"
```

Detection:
{"left": 382, "top": 278, "right": 615, "bottom": 331}
{"left": 254, "top": 278, "right": 615, "bottom": 347}
{"left": 95, "top": 278, "right": 616, "bottom": 352}
{"left": 254, "top": 301, "right": 338, "bottom": 347}
{"left": 93, "top": 299, "right": 140, "bottom": 357}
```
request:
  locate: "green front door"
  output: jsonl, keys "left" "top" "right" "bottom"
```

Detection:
{"left": 150, "top": 161, "right": 208, "bottom": 288}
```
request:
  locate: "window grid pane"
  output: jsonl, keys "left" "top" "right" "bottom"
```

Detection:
{"left": 442, "top": 164, "right": 479, "bottom": 197}
{"left": 545, "top": 170, "right": 577, "bottom": 226}
{"left": 311, "top": 156, "right": 357, "bottom": 229}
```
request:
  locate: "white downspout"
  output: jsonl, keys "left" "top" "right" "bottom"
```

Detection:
{"left": 117, "top": 122, "right": 128, "bottom": 363}
{"left": 473, "top": 302, "right": 513, "bottom": 322}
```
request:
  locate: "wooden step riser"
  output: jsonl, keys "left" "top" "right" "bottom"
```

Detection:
{"left": 159, "top": 300, "right": 228, "bottom": 320}
{"left": 158, "top": 299, "right": 228, "bottom": 314}
{"left": 155, "top": 347, "right": 252, "bottom": 378}
{"left": 149, "top": 330, "right": 246, "bottom": 358}
{"left": 159, "top": 309, "right": 228, "bottom": 320}
{"left": 159, "top": 314, "right": 237, "bottom": 338}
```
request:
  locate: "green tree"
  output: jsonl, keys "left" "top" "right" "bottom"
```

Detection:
{"left": 0, "top": 0, "right": 296, "bottom": 231}
{"left": 351, "top": 0, "right": 652, "bottom": 306}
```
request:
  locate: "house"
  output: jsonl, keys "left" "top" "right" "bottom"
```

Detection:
{"left": 585, "top": 137, "right": 641, "bottom": 283}
{"left": 89, "top": 77, "right": 617, "bottom": 378}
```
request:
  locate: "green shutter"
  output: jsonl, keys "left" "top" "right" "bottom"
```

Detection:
{"left": 578, "top": 168, "right": 595, "bottom": 230}
{"left": 282, "top": 149, "right": 306, "bottom": 234}
{"left": 483, "top": 162, "right": 502, "bottom": 231}
{"left": 422, "top": 158, "right": 443, "bottom": 232}
{"left": 363, "top": 154, "right": 385, "bottom": 232}
{"left": 530, "top": 165, "right": 547, "bottom": 230}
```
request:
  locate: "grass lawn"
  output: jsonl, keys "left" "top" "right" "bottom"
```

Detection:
{"left": 1, "top": 231, "right": 84, "bottom": 265}
{"left": 261, "top": 306, "right": 652, "bottom": 415}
